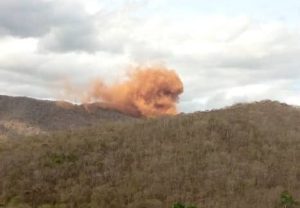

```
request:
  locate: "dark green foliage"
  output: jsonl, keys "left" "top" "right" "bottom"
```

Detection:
{"left": 172, "top": 202, "right": 185, "bottom": 208}
{"left": 172, "top": 202, "right": 197, "bottom": 208}
{"left": 48, "top": 153, "right": 78, "bottom": 165}
{"left": 280, "top": 191, "right": 299, "bottom": 208}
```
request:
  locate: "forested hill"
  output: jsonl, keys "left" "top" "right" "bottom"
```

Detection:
{"left": 0, "top": 95, "right": 134, "bottom": 139}
{"left": 0, "top": 100, "right": 300, "bottom": 207}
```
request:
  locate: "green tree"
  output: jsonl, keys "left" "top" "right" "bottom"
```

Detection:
{"left": 280, "top": 191, "right": 299, "bottom": 208}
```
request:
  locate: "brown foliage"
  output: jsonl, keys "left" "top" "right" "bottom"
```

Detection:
{"left": 0, "top": 100, "right": 300, "bottom": 208}
{"left": 0, "top": 95, "right": 134, "bottom": 139}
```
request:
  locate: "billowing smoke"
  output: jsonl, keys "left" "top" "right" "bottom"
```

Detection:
{"left": 84, "top": 66, "right": 184, "bottom": 117}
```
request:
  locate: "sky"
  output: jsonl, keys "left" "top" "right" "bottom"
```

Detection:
{"left": 0, "top": 0, "right": 300, "bottom": 112}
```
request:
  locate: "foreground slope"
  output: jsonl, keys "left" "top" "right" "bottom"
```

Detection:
{"left": 0, "top": 95, "right": 134, "bottom": 139}
{"left": 0, "top": 101, "right": 300, "bottom": 208}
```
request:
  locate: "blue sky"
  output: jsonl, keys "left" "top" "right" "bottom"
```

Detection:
{"left": 122, "top": 0, "right": 298, "bottom": 27}
{"left": 0, "top": 0, "right": 300, "bottom": 112}
{"left": 154, "top": 0, "right": 300, "bottom": 20}
{"left": 86, "top": 0, "right": 300, "bottom": 23}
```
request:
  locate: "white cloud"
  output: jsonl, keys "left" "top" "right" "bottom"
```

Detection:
{"left": 0, "top": 0, "right": 300, "bottom": 112}
{"left": 0, "top": 37, "right": 38, "bottom": 54}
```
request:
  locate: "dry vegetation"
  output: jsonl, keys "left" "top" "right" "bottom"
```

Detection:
{"left": 0, "top": 100, "right": 300, "bottom": 208}
{"left": 0, "top": 95, "right": 134, "bottom": 139}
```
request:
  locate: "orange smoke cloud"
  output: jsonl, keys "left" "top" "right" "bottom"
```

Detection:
{"left": 84, "top": 66, "right": 184, "bottom": 117}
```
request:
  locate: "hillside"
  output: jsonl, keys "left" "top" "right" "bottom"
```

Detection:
{"left": 0, "top": 95, "right": 134, "bottom": 139}
{"left": 0, "top": 100, "right": 300, "bottom": 208}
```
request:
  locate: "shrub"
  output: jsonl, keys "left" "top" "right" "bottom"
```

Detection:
{"left": 172, "top": 202, "right": 197, "bottom": 208}
{"left": 280, "top": 191, "right": 299, "bottom": 208}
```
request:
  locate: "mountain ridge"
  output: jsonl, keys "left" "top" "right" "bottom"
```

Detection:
{"left": 0, "top": 95, "right": 135, "bottom": 139}
{"left": 0, "top": 96, "right": 299, "bottom": 207}
{"left": 1, "top": 95, "right": 300, "bottom": 140}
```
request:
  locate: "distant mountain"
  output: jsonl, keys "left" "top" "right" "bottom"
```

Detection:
{"left": 0, "top": 95, "right": 134, "bottom": 138}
